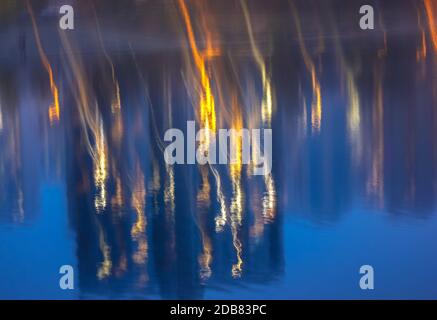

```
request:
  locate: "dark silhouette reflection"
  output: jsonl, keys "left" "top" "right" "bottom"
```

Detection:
{"left": 1, "top": 0, "right": 437, "bottom": 299}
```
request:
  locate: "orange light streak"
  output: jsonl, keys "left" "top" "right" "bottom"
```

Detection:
{"left": 26, "top": 0, "right": 60, "bottom": 124}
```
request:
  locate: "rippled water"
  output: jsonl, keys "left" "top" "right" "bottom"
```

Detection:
{"left": 0, "top": 0, "right": 437, "bottom": 299}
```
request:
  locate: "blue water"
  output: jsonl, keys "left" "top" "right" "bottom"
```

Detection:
{"left": 0, "top": 0, "right": 437, "bottom": 299}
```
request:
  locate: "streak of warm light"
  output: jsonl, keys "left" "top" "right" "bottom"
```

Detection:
{"left": 177, "top": 2, "right": 226, "bottom": 271}
{"left": 228, "top": 98, "right": 244, "bottom": 277}
{"left": 93, "top": 5, "right": 121, "bottom": 112}
{"left": 26, "top": 0, "right": 60, "bottom": 125}
{"left": 240, "top": 0, "right": 273, "bottom": 125}
{"left": 177, "top": 0, "right": 216, "bottom": 137}
{"left": 164, "top": 164, "right": 175, "bottom": 218}
{"left": 346, "top": 70, "right": 361, "bottom": 140}
{"left": 131, "top": 162, "right": 148, "bottom": 266}
{"left": 94, "top": 122, "right": 108, "bottom": 211}
{"left": 425, "top": 0, "right": 437, "bottom": 53}
{"left": 289, "top": 1, "right": 322, "bottom": 132}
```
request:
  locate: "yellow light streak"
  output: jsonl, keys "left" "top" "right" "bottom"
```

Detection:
{"left": 26, "top": 0, "right": 60, "bottom": 125}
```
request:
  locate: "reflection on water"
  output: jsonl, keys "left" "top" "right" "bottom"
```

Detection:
{"left": 0, "top": 0, "right": 437, "bottom": 299}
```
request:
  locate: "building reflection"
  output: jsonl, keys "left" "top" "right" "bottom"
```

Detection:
{"left": 0, "top": 0, "right": 436, "bottom": 299}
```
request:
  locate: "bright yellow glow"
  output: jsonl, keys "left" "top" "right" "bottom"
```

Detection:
{"left": 178, "top": 0, "right": 216, "bottom": 136}
{"left": 94, "top": 122, "right": 108, "bottom": 211}
{"left": 347, "top": 70, "right": 361, "bottom": 136}
{"left": 26, "top": 0, "right": 60, "bottom": 125}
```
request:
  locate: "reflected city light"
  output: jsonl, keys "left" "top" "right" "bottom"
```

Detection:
{"left": 0, "top": 0, "right": 436, "bottom": 300}
{"left": 26, "top": 0, "right": 60, "bottom": 125}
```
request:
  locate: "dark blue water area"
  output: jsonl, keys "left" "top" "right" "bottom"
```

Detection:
{"left": 1, "top": 0, "right": 437, "bottom": 299}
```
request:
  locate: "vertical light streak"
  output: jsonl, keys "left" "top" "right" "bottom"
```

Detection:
{"left": 425, "top": 0, "right": 437, "bottom": 53}
{"left": 178, "top": 0, "right": 223, "bottom": 280}
{"left": 94, "top": 122, "right": 108, "bottom": 211}
{"left": 59, "top": 31, "right": 109, "bottom": 212}
{"left": 289, "top": 1, "right": 322, "bottom": 132}
{"left": 329, "top": 6, "right": 362, "bottom": 162}
{"left": 93, "top": 5, "right": 121, "bottom": 112}
{"left": 417, "top": 7, "right": 428, "bottom": 61}
{"left": 26, "top": 0, "right": 60, "bottom": 125}
{"left": 346, "top": 71, "right": 360, "bottom": 134}
{"left": 240, "top": 0, "right": 273, "bottom": 125}
{"left": 177, "top": 0, "right": 216, "bottom": 136}
{"left": 229, "top": 99, "right": 244, "bottom": 278}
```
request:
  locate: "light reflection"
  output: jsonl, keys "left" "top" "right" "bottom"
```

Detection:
{"left": 131, "top": 161, "right": 148, "bottom": 267}
{"left": 93, "top": 5, "right": 122, "bottom": 113}
{"left": 290, "top": 1, "right": 322, "bottom": 133}
{"left": 197, "top": 167, "right": 213, "bottom": 281}
{"left": 424, "top": 0, "right": 437, "bottom": 53}
{"left": 97, "top": 223, "right": 112, "bottom": 280}
{"left": 1, "top": 0, "right": 435, "bottom": 300}
{"left": 178, "top": 0, "right": 216, "bottom": 137}
{"left": 59, "top": 30, "right": 109, "bottom": 212}
{"left": 26, "top": 0, "right": 60, "bottom": 125}
{"left": 417, "top": 7, "right": 428, "bottom": 61}
{"left": 240, "top": 0, "right": 273, "bottom": 126}
{"left": 94, "top": 122, "right": 108, "bottom": 212}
